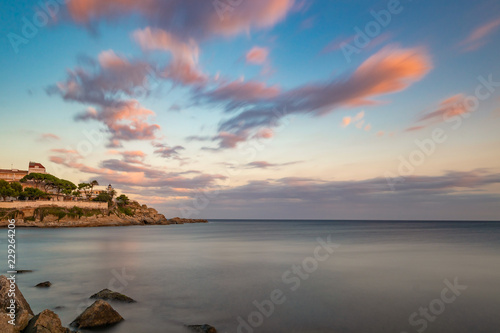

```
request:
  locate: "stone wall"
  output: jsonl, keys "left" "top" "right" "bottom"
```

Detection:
{"left": 0, "top": 201, "right": 108, "bottom": 210}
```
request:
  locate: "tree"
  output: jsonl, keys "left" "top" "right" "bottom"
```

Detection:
{"left": 20, "top": 173, "right": 47, "bottom": 190}
{"left": 89, "top": 180, "right": 99, "bottom": 197}
{"left": 57, "top": 179, "right": 77, "bottom": 198}
{"left": 94, "top": 190, "right": 117, "bottom": 208}
{"left": 10, "top": 182, "right": 23, "bottom": 197}
{"left": 0, "top": 180, "right": 15, "bottom": 201}
{"left": 21, "top": 173, "right": 76, "bottom": 200}
{"left": 19, "top": 187, "right": 49, "bottom": 200}
{"left": 93, "top": 192, "right": 112, "bottom": 203}
{"left": 78, "top": 183, "right": 91, "bottom": 199}
{"left": 116, "top": 194, "right": 130, "bottom": 206}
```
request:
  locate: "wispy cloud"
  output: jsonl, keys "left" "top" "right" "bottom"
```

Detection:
{"left": 459, "top": 17, "right": 500, "bottom": 52}
{"left": 246, "top": 46, "right": 269, "bottom": 65}
{"left": 66, "top": 0, "right": 294, "bottom": 40}
{"left": 133, "top": 27, "right": 206, "bottom": 86}
{"left": 405, "top": 94, "right": 468, "bottom": 132}
{"left": 40, "top": 133, "right": 61, "bottom": 141}
{"left": 197, "top": 46, "right": 430, "bottom": 150}
{"left": 47, "top": 50, "right": 161, "bottom": 148}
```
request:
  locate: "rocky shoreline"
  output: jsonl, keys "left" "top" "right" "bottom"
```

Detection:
{"left": 0, "top": 275, "right": 217, "bottom": 333}
{"left": 0, "top": 201, "right": 207, "bottom": 228}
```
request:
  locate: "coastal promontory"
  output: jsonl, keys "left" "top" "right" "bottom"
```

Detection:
{"left": 0, "top": 200, "right": 207, "bottom": 228}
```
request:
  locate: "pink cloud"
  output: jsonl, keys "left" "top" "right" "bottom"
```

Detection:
{"left": 76, "top": 101, "right": 161, "bottom": 147}
{"left": 108, "top": 150, "right": 148, "bottom": 164}
{"left": 40, "top": 133, "right": 60, "bottom": 141}
{"left": 133, "top": 27, "right": 206, "bottom": 85}
{"left": 67, "top": 0, "right": 294, "bottom": 39}
{"left": 208, "top": 80, "right": 280, "bottom": 103}
{"left": 342, "top": 117, "right": 351, "bottom": 127}
{"left": 246, "top": 47, "right": 269, "bottom": 65}
{"left": 404, "top": 125, "right": 425, "bottom": 132}
{"left": 49, "top": 50, "right": 162, "bottom": 147}
{"left": 404, "top": 94, "right": 470, "bottom": 132}
{"left": 98, "top": 50, "right": 129, "bottom": 68}
{"left": 254, "top": 128, "right": 274, "bottom": 139}
{"left": 459, "top": 18, "right": 500, "bottom": 52}
{"left": 49, "top": 150, "right": 224, "bottom": 190}
{"left": 353, "top": 111, "right": 364, "bottom": 122}
{"left": 207, "top": 46, "right": 431, "bottom": 149}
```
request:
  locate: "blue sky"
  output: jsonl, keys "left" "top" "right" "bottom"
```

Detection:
{"left": 1, "top": 0, "right": 499, "bottom": 219}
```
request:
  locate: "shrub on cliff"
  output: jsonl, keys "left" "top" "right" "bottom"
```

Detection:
{"left": 116, "top": 194, "right": 130, "bottom": 206}
{"left": 117, "top": 206, "right": 134, "bottom": 216}
{"left": 36, "top": 207, "right": 66, "bottom": 221}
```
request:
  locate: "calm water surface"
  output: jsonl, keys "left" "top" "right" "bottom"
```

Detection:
{"left": 1, "top": 220, "right": 499, "bottom": 333}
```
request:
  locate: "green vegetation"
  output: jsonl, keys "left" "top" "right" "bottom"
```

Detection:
{"left": 33, "top": 206, "right": 105, "bottom": 221}
{"left": 84, "top": 209, "right": 103, "bottom": 217}
{"left": 35, "top": 207, "right": 67, "bottom": 221}
{"left": 68, "top": 206, "right": 85, "bottom": 218}
{"left": 118, "top": 206, "right": 134, "bottom": 216}
{"left": 20, "top": 173, "right": 76, "bottom": 199}
{"left": 93, "top": 189, "right": 117, "bottom": 208}
{"left": 78, "top": 180, "right": 99, "bottom": 199}
{"left": 116, "top": 194, "right": 130, "bottom": 206}
{"left": 0, "top": 208, "right": 22, "bottom": 220}
{"left": 90, "top": 180, "right": 99, "bottom": 196}
{"left": 0, "top": 180, "right": 23, "bottom": 200}
{"left": 19, "top": 187, "right": 50, "bottom": 200}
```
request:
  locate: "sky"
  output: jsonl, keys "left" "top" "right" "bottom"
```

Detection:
{"left": 0, "top": 0, "right": 499, "bottom": 220}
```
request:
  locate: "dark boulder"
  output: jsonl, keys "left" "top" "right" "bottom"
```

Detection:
{"left": 35, "top": 281, "right": 52, "bottom": 288}
{"left": 186, "top": 324, "right": 217, "bottom": 333}
{"left": 0, "top": 275, "right": 34, "bottom": 332}
{"left": 70, "top": 300, "right": 123, "bottom": 329}
{"left": 89, "top": 288, "right": 136, "bottom": 303}
{"left": 23, "top": 309, "right": 69, "bottom": 333}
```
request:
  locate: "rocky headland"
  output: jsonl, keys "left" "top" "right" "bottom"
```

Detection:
{"left": 0, "top": 201, "right": 207, "bottom": 228}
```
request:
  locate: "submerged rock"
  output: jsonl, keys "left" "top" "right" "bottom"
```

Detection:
{"left": 16, "top": 270, "right": 33, "bottom": 274}
{"left": 186, "top": 324, "right": 217, "bottom": 333}
{"left": 168, "top": 217, "right": 208, "bottom": 224}
{"left": 89, "top": 288, "right": 136, "bottom": 303}
{"left": 70, "top": 300, "right": 123, "bottom": 329}
{"left": 23, "top": 309, "right": 69, "bottom": 333}
{"left": 35, "top": 281, "right": 52, "bottom": 288}
{"left": 0, "top": 275, "right": 34, "bottom": 332}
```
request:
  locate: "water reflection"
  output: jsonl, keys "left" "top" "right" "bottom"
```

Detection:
{"left": 1, "top": 221, "right": 499, "bottom": 333}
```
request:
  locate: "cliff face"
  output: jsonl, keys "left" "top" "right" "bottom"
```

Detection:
{"left": 0, "top": 201, "right": 207, "bottom": 228}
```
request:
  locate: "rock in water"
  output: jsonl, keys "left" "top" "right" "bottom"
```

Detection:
{"left": 23, "top": 309, "right": 69, "bottom": 333}
{"left": 70, "top": 300, "right": 123, "bottom": 329}
{"left": 89, "top": 288, "right": 136, "bottom": 303}
{"left": 0, "top": 275, "right": 34, "bottom": 332}
{"left": 35, "top": 281, "right": 52, "bottom": 288}
{"left": 186, "top": 324, "right": 218, "bottom": 333}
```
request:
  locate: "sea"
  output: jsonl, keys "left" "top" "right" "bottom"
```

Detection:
{"left": 1, "top": 220, "right": 499, "bottom": 333}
